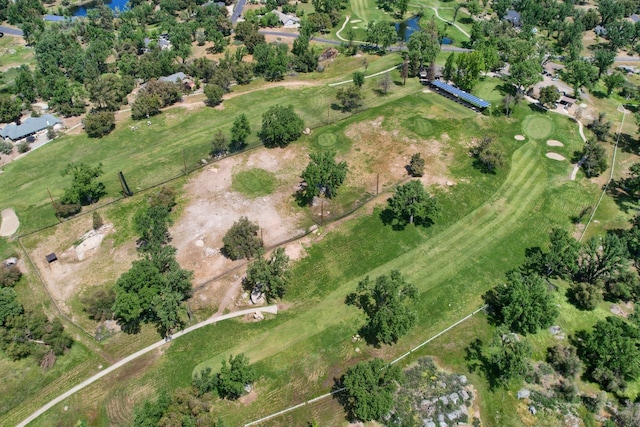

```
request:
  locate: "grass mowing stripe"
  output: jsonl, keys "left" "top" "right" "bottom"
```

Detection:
{"left": 193, "top": 143, "right": 547, "bottom": 373}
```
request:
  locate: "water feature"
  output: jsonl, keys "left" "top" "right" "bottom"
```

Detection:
{"left": 395, "top": 15, "right": 421, "bottom": 42}
{"left": 441, "top": 37, "right": 453, "bottom": 45}
{"left": 71, "top": 0, "right": 129, "bottom": 17}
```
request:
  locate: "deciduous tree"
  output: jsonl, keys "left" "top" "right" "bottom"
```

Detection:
{"left": 60, "top": 162, "right": 106, "bottom": 206}
{"left": 484, "top": 271, "right": 558, "bottom": 335}
{"left": 346, "top": 270, "right": 418, "bottom": 345}
{"left": 214, "top": 353, "right": 257, "bottom": 399}
{"left": 338, "top": 358, "right": 403, "bottom": 421}
{"left": 299, "top": 150, "right": 348, "bottom": 202}
{"left": 386, "top": 180, "right": 437, "bottom": 226}
{"left": 222, "top": 216, "right": 263, "bottom": 260}
{"left": 258, "top": 104, "right": 304, "bottom": 148}
{"left": 243, "top": 247, "right": 290, "bottom": 301}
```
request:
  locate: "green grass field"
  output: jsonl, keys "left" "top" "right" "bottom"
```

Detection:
{"left": 0, "top": 53, "right": 416, "bottom": 235}
{"left": 231, "top": 168, "right": 277, "bottom": 198}
{"left": 6, "top": 86, "right": 615, "bottom": 426}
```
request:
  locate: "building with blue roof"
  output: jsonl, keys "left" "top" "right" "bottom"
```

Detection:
{"left": 428, "top": 80, "right": 491, "bottom": 111}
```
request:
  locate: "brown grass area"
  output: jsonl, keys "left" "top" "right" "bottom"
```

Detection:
{"left": 343, "top": 117, "right": 453, "bottom": 191}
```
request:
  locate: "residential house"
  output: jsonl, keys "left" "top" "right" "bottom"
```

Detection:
{"left": 503, "top": 10, "right": 522, "bottom": 27}
{"left": 0, "top": 114, "right": 61, "bottom": 142}
{"left": 274, "top": 10, "right": 300, "bottom": 28}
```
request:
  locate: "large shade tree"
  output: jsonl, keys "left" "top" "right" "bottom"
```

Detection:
{"left": 386, "top": 180, "right": 437, "bottom": 226}
{"left": 346, "top": 270, "right": 417, "bottom": 345}
{"left": 258, "top": 104, "right": 304, "bottom": 148}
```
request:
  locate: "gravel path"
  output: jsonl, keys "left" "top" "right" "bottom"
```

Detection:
{"left": 0, "top": 208, "right": 19, "bottom": 236}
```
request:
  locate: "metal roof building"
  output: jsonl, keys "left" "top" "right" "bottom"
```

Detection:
{"left": 0, "top": 114, "right": 61, "bottom": 141}
{"left": 429, "top": 80, "right": 491, "bottom": 110}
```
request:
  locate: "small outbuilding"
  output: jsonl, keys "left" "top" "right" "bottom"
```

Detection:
{"left": 45, "top": 253, "right": 58, "bottom": 263}
{"left": 559, "top": 95, "right": 576, "bottom": 108}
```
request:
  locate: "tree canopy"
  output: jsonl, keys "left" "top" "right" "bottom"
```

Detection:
{"left": 194, "top": 353, "right": 257, "bottom": 400}
{"left": 346, "top": 270, "right": 417, "bottom": 345}
{"left": 258, "top": 104, "right": 304, "bottom": 148}
{"left": 576, "top": 316, "right": 640, "bottom": 392}
{"left": 484, "top": 271, "right": 558, "bottom": 335}
{"left": 243, "top": 248, "right": 290, "bottom": 302}
{"left": 339, "top": 358, "right": 403, "bottom": 421}
{"left": 299, "top": 151, "right": 348, "bottom": 202}
{"left": 386, "top": 180, "right": 437, "bottom": 226}
{"left": 222, "top": 216, "right": 263, "bottom": 260}
{"left": 60, "top": 162, "right": 106, "bottom": 206}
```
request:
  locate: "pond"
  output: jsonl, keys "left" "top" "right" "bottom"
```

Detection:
{"left": 395, "top": 15, "right": 421, "bottom": 42}
{"left": 71, "top": 0, "right": 129, "bottom": 17}
{"left": 441, "top": 37, "right": 453, "bottom": 45}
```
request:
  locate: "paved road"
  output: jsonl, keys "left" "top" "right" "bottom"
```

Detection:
{"left": 260, "top": 30, "right": 470, "bottom": 52}
{"left": 0, "top": 25, "right": 23, "bottom": 36}
{"left": 17, "top": 305, "right": 279, "bottom": 427}
{"left": 231, "top": 0, "right": 245, "bottom": 24}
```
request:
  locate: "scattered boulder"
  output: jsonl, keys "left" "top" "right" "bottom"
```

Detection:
{"left": 517, "top": 389, "right": 531, "bottom": 400}
{"left": 448, "top": 393, "right": 459, "bottom": 404}
{"left": 438, "top": 396, "right": 449, "bottom": 406}
{"left": 318, "top": 47, "right": 338, "bottom": 61}
{"left": 446, "top": 410, "right": 462, "bottom": 421}
{"left": 3, "top": 257, "right": 17, "bottom": 267}
{"left": 303, "top": 127, "right": 311, "bottom": 135}
{"left": 458, "top": 375, "right": 467, "bottom": 385}
{"left": 253, "top": 311, "right": 264, "bottom": 320}
{"left": 459, "top": 390, "right": 470, "bottom": 400}
{"left": 529, "top": 406, "right": 537, "bottom": 415}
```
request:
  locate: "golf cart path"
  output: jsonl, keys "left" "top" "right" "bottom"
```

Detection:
{"left": 0, "top": 208, "right": 19, "bottom": 236}
{"left": 17, "top": 305, "right": 278, "bottom": 427}
{"left": 570, "top": 120, "right": 587, "bottom": 180}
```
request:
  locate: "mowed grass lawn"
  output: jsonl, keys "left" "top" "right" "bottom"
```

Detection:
{"left": 17, "top": 90, "right": 606, "bottom": 426}
{"left": 0, "top": 54, "right": 416, "bottom": 235}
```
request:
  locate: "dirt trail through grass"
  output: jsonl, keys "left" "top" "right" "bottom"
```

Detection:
{"left": 195, "top": 141, "right": 546, "bottom": 372}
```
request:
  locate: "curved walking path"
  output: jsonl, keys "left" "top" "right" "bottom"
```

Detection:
{"left": 17, "top": 305, "right": 278, "bottom": 427}
{"left": 328, "top": 65, "right": 401, "bottom": 87}
{"left": 0, "top": 208, "right": 19, "bottom": 236}
{"left": 425, "top": 6, "right": 471, "bottom": 38}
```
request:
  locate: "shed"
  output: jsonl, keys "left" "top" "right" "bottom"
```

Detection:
{"left": 45, "top": 253, "right": 58, "bottom": 263}
{"left": 158, "top": 72, "right": 187, "bottom": 83}
{"left": 559, "top": 95, "right": 576, "bottom": 107}
{"left": 0, "top": 114, "right": 61, "bottom": 142}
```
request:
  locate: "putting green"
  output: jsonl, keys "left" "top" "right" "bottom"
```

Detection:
{"left": 404, "top": 116, "right": 433, "bottom": 138}
{"left": 317, "top": 133, "right": 338, "bottom": 147}
{"left": 231, "top": 168, "right": 277, "bottom": 198}
{"left": 522, "top": 115, "right": 554, "bottom": 140}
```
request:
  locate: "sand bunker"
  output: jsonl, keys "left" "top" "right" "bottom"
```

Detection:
{"left": 547, "top": 140, "right": 564, "bottom": 147}
{"left": 514, "top": 135, "right": 525, "bottom": 141}
{"left": 0, "top": 208, "right": 19, "bottom": 237}
{"left": 546, "top": 152, "right": 566, "bottom": 161}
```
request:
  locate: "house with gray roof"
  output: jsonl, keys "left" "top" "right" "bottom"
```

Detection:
{"left": 274, "top": 10, "right": 300, "bottom": 27}
{"left": 0, "top": 114, "right": 61, "bottom": 141}
{"left": 504, "top": 10, "right": 522, "bottom": 27}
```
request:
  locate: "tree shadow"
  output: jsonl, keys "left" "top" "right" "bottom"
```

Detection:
{"left": 591, "top": 89, "right": 607, "bottom": 99}
{"left": 495, "top": 83, "right": 517, "bottom": 96}
{"left": 463, "top": 338, "right": 501, "bottom": 390}
{"left": 617, "top": 133, "right": 640, "bottom": 155}
{"left": 607, "top": 180, "right": 640, "bottom": 214}
{"left": 379, "top": 208, "right": 434, "bottom": 231}
{"left": 459, "top": 17, "right": 473, "bottom": 25}
{"left": 471, "top": 157, "right": 498, "bottom": 174}
{"left": 528, "top": 103, "right": 548, "bottom": 114}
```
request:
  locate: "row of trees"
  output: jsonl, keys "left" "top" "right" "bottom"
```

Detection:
{"left": 111, "top": 187, "right": 193, "bottom": 337}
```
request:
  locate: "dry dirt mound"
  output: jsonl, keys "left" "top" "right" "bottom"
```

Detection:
{"left": 546, "top": 152, "right": 566, "bottom": 161}
{"left": 0, "top": 208, "right": 19, "bottom": 236}
{"left": 546, "top": 139, "right": 564, "bottom": 147}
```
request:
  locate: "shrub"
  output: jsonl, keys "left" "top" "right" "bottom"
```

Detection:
{"left": 92, "top": 212, "right": 103, "bottom": 230}
{"left": 16, "top": 141, "right": 30, "bottom": 153}
{"left": 81, "top": 287, "right": 115, "bottom": 321}
{"left": 149, "top": 186, "right": 176, "bottom": 210}
{"left": 222, "top": 217, "right": 262, "bottom": 260}
{"left": 408, "top": 153, "right": 425, "bottom": 177}
{"left": 84, "top": 110, "right": 116, "bottom": 138}
{"left": 547, "top": 343, "right": 582, "bottom": 377}
{"left": 53, "top": 201, "right": 81, "bottom": 218}
{"left": 0, "top": 141, "right": 12, "bottom": 155}
{"left": 0, "top": 266, "right": 22, "bottom": 287}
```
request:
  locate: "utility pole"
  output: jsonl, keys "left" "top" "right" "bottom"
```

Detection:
{"left": 47, "top": 188, "right": 62, "bottom": 223}
{"left": 376, "top": 173, "right": 380, "bottom": 195}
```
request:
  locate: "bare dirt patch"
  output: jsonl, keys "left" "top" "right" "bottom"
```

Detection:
{"left": 546, "top": 152, "right": 566, "bottom": 161}
{"left": 546, "top": 139, "right": 564, "bottom": 147}
{"left": 514, "top": 135, "right": 526, "bottom": 141}
{"left": 170, "top": 146, "right": 311, "bottom": 310}
{"left": 27, "top": 217, "right": 137, "bottom": 315}
{"left": 344, "top": 117, "right": 453, "bottom": 190}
